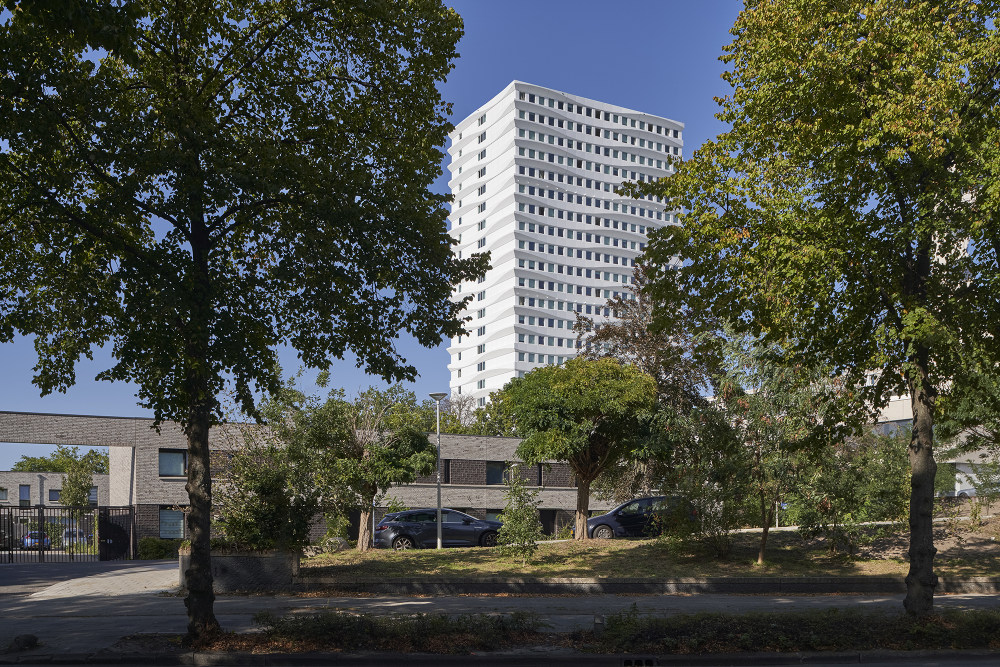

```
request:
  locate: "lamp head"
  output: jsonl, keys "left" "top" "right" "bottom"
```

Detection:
{"left": 429, "top": 392, "right": 448, "bottom": 402}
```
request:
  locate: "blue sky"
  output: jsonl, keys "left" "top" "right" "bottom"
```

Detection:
{"left": 0, "top": 1, "right": 741, "bottom": 468}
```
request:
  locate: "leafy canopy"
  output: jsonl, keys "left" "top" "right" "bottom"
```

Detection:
{"left": 12, "top": 445, "right": 109, "bottom": 475}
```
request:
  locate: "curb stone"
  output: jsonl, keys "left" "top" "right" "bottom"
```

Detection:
{"left": 291, "top": 576, "right": 1000, "bottom": 596}
{"left": 2, "top": 649, "right": 1000, "bottom": 666}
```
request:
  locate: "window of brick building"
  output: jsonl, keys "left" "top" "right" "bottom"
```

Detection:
{"left": 485, "top": 461, "right": 506, "bottom": 485}
{"left": 158, "top": 449, "right": 187, "bottom": 477}
{"left": 159, "top": 507, "right": 185, "bottom": 538}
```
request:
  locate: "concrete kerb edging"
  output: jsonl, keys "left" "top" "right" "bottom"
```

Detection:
{"left": 291, "top": 575, "right": 1000, "bottom": 595}
{"left": 3, "top": 649, "right": 1000, "bottom": 666}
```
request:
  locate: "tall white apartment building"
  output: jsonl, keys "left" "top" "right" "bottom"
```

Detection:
{"left": 447, "top": 82, "right": 683, "bottom": 406}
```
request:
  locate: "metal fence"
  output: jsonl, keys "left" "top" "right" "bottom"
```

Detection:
{"left": 1, "top": 506, "right": 134, "bottom": 563}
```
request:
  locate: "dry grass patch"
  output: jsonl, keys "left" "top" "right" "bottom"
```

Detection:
{"left": 302, "top": 520, "right": 1000, "bottom": 581}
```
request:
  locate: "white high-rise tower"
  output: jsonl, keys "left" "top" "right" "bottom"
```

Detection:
{"left": 447, "top": 82, "right": 683, "bottom": 406}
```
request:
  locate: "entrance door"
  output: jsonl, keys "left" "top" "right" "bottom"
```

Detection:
{"left": 98, "top": 507, "right": 134, "bottom": 561}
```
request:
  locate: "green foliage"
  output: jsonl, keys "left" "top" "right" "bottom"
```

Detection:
{"left": 138, "top": 537, "right": 183, "bottom": 560}
{"left": 787, "top": 430, "right": 911, "bottom": 557}
{"left": 492, "top": 357, "right": 658, "bottom": 537}
{"left": 384, "top": 497, "right": 409, "bottom": 514}
{"left": 496, "top": 465, "right": 543, "bottom": 566}
{"left": 60, "top": 455, "right": 95, "bottom": 507}
{"left": 935, "top": 463, "right": 958, "bottom": 496}
{"left": 0, "top": 0, "right": 483, "bottom": 637}
{"left": 214, "top": 439, "right": 318, "bottom": 552}
{"left": 314, "top": 385, "right": 437, "bottom": 519}
{"left": 12, "top": 445, "right": 108, "bottom": 475}
{"left": 969, "top": 459, "right": 1000, "bottom": 514}
{"left": 323, "top": 514, "right": 353, "bottom": 542}
{"left": 636, "top": 0, "right": 1000, "bottom": 613}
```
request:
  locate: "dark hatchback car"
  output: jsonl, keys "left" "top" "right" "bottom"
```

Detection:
{"left": 375, "top": 509, "right": 502, "bottom": 550}
{"left": 586, "top": 496, "right": 695, "bottom": 539}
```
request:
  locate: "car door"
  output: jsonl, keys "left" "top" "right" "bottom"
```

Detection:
{"left": 616, "top": 499, "right": 652, "bottom": 536}
{"left": 407, "top": 511, "right": 438, "bottom": 547}
{"left": 442, "top": 511, "right": 478, "bottom": 546}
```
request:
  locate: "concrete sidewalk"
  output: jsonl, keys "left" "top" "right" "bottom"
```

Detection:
{"left": 1, "top": 562, "right": 999, "bottom": 663}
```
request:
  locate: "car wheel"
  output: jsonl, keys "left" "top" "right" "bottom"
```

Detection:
{"left": 392, "top": 535, "right": 415, "bottom": 550}
{"left": 593, "top": 525, "right": 614, "bottom": 540}
{"left": 958, "top": 492, "right": 970, "bottom": 500}
{"left": 480, "top": 531, "right": 498, "bottom": 548}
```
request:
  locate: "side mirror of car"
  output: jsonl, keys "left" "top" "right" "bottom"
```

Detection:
{"left": 463, "top": 519, "right": 473, "bottom": 525}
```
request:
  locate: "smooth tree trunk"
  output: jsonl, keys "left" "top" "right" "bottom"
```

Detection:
{"left": 183, "top": 406, "right": 221, "bottom": 641}
{"left": 182, "top": 208, "right": 220, "bottom": 642}
{"left": 575, "top": 476, "right": 591, "bottom": 540}
{"left": 357, "top": 507, "right": 373, "bottom": 552}
{"left": 904, "top": 371, "right": 938, "bottom": 615}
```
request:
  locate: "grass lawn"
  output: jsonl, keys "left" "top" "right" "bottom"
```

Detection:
{"left": 300, "top": 521, "right": 1000, "bottom": 580}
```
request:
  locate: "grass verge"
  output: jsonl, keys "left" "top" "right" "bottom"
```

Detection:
{"left": 194, "top": 608, "right": 1000, "bottom": 655}
{"left": 586, "top": 607, "right": 1000, "bottom": 654}
{"left": 301, "top": 525, "right": 1000, "bottom": 580}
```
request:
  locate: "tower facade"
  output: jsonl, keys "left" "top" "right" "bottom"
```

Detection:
{"left": 447, "top": 82, "right": 683, "bottom": 406}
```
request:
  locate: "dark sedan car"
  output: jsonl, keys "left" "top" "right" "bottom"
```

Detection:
{"left": 374, "top": 509, "right": 501, "bottom": 550}
{"left": 586, "top": 496, "right": 695, "bottom": 539}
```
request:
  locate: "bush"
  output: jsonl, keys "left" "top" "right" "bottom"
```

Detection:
{"left": 496, "top": 465, "right": 543, "bottom": 565}
{"left": 138, "top": 537, "right": 183, "bottom": 560}
{"left": 214, "top": 440, "right": 318, "bottom": 551}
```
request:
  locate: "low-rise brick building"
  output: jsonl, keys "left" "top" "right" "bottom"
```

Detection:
{"left": 0, "top": 411, "right": 607, "bottom": 541}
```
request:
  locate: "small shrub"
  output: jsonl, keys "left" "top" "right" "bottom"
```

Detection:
{"left": 496, "top": 465, "right": 543, "bottom": 566}
{"left": 554, "top": 523, "right": 574, "bottom": 540}
{"left": 138, "top": 537, "right": 183, "bottom": 560}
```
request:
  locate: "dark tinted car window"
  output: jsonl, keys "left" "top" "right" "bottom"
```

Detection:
{"left": 619, "top": 501, "right": 643, "bottom": 515}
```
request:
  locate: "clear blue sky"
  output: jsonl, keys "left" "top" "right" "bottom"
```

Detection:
{"left": 0, "top": 1, "right": 741, "bottom": 468}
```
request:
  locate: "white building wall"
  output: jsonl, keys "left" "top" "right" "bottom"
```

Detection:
{"left": 447, "top": 81, "right": 684, "bottom": 405}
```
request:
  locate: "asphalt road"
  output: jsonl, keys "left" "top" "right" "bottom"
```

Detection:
{"left": 1, "top": 560, "right": 998, "bottom": 665}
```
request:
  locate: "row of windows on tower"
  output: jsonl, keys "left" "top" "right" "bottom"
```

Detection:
{"left": 516, "top": 145, "right": 671, "bottom": 180}
{"left": 516, "top": 277, "right": 631, "bottom": 303}
{"left": 518, "top": 90, "right": 681, "bottom": 141}
{"left": 518, "top": 237, "right": 644, "bottom": 258}
{"left": 517, "top": 258, "right": 631, "bottom": 284}
{"left": 516, "top": 185, "right": 665, "bottom": 221}
{"left": 518, "top": 165, "right": 670, "bottom": 205}
{"left": 517, "top": 126, "right": 679, "bottom": 160}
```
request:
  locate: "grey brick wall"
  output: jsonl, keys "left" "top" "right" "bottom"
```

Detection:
{"left": 541, "top": 463, "right": 573, "bottom": 488}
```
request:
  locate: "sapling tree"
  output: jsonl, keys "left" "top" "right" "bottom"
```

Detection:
{"left": 496, "top": 464, "right": 543, "bottom": 566}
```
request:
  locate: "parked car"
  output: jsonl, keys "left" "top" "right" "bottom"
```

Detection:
{"left": 21, "top": 532, "right": 51, "bottom": 550}
{"left": 585, "top": 496, "right": 696, "bottom": 539}
{"left": 374, "top": 509, "right": 502, "bottom": 550}
{"left": 62, "top": 528, "right": 89, "bottom": 546}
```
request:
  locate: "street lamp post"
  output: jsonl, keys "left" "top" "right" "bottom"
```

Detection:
{"left": 429, "top": 392, "right": 448, "bottom": 549}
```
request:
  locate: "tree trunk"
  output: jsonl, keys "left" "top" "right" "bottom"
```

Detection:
{"left": 183, "top": 406, "right": 220, "bottom": 642}
{"left": 904, "top": 375, "right": 938, "bottom": 615}
{"left": 758, "top": 499, "right": 773, "bottom": 566}
{"left": 357, "top": 507, "right": 373, "bottom": 552}
{"left": 575, "top": 476, "right": 591, "bottom": 540}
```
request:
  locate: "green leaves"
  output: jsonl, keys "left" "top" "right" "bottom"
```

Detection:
{"left": 0, "top": 0, "right": 484, "bottom": 425}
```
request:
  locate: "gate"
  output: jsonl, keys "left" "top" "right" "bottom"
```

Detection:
{"left": 1, "top": 506, "right": 134, "bottom": 563}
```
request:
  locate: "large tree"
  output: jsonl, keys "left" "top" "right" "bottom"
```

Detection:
{"left": 489, "top": 357, "right": 658, "bottom": 539}
{"left": 0, "top": 0, "right": 484, "bottom": 640}
{"left": 322, "top": 384, "right": 437, "bottom": 552}
{"left": 636, "top": 0, "right": 1000, "bottom": 614}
